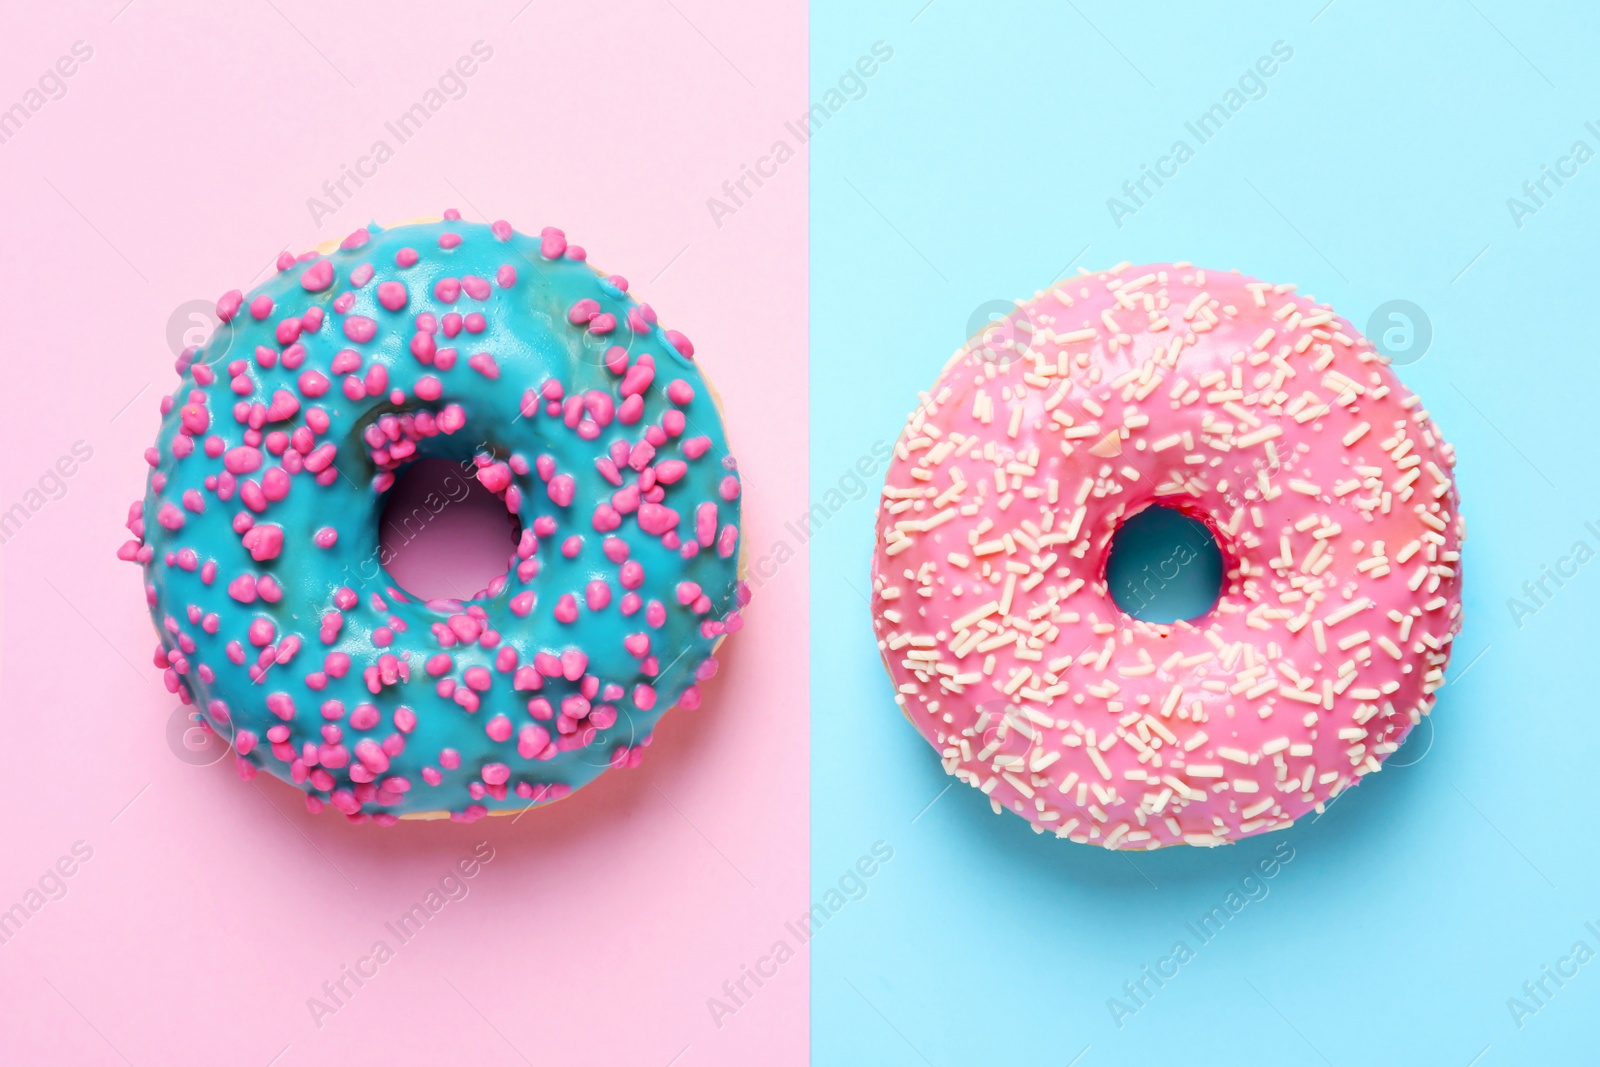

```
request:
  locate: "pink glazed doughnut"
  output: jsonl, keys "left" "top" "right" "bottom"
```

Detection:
{"left": 870, "top": 263, "right": 1465, "bottom": 848}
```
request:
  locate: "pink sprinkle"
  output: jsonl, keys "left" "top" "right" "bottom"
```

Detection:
{"left": 477, "top": 462, "right": 512, "bottom": 494}
{"left": 377, "top": 280, "right": 409, "bottom": 311}
{"left": 217, "top": 290, "right": 243, "bottom": 322}
{"left": 262, "top": 467, "right": 290, "bottom": 502}
{"left": 156, "top": 503, "right": 186, "bottom": 530}
{"left": 248, "top": 618, "right": 276, "bottom": 646}
{"left": 720, "top": 476, "right": 741, "bottom": 501}
{"left": 304, "top": 442, "right": 337, "bottom": 473}
{"left": 298, "top": 370, "right": 330, "bottom": 397}
{"left": 464, "top": 666, "right": 492, "bottom": 692}
{"left": 355, "top": 739, "right": 390, "bottom": 773}
{"left": 620, "top": 361, "right": 655, "bottom": 397}
{"left": 242, "top": 524, "right": 283, "bottom": 561}
{"left": 314, "top": 527, "right": 338, "bottom": 548}
{"left": 667, "top": 379, "right": 695, "bottom": 405}
{"left": 497, "top": 264, "right": 517, "bottom": 288}
{"left": 637, "top": 503, "right": 680, "bottom": 536}
{"left": 567, "top": 298, "right": 600, "bottom": 325}
{"left": 411, "top": 332, "right": 437, "bottom": 363}
{"left": 485, "top": 715, "right": 512, "bottom": 742}
{"left": 665, "top": 329, "right": 694, "bottom": 358}
{"left": 180, "top": 403, "right": 210, "bottom": 435}
{"left": 447, "top": 613, "right": 482, "bottom": 643}
{"left": 554, "top": 594, "right": 579, "bottom": 624}
{"left": 481, "top": 763, "right": 510, "bottom": 786}
{"left": 266, "top": 389, "right": 300, "bottom": 421}
{"left": 396, "top": 247, "right": 419, "bottom": 267}
{"left": 300, "top": 259, "right": 335, "bottom": 292}
{"left": 696, "top": 502, "right": 718, "bottom": 546}
{"left": 491, "top": 219, "right": 513, "bottom": 241}
{"left": 560, "top": 650, "right": 588, "bottom": 680}
{"left": 343, "top": 316, "right": 377, "bottom": 343}
{"left": 265, "top": 692, "right": 295, "bottom": 721}
{"left": 224, "top": 446, "right": 262, "bottom": 474}
{"left": 518, "top": 724, "right": 550, "bottom": 759}
{"left": 249, "top": 295, "right": 274, "bottom": 320}
{"left": 547, "top": 473, "right": 576, "bottom": 507}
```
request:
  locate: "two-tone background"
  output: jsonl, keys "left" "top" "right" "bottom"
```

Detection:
{"left": 2, "top": 1, "right": 1597, "bottom": 1063}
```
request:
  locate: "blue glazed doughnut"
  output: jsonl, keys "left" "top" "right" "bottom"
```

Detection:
{"left": 121, "top": 214, "right": 747, "bottom": 823}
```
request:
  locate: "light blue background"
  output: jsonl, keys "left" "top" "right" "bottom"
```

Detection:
{"left": 810, "top": 2, "right": 1600, "bottom": 1063}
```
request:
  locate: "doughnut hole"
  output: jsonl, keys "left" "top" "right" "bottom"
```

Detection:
{"left": 1106, "top": 505, "right": 1224, "bottom": 624}
{"left": 378, "top": 458, "right": 522, "bottom": 602}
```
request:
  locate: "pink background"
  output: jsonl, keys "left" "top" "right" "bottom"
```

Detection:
{"left": 0, "top": 2, "right": 807, "bottom": 1064}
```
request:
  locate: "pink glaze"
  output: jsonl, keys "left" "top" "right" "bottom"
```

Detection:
{"left": 870, "top": 263, "right": 1465, "bottom": 848}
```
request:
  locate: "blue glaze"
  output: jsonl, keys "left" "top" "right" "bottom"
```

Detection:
{"left": 134, "top": 219, "right": 744, "bottom": 820}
